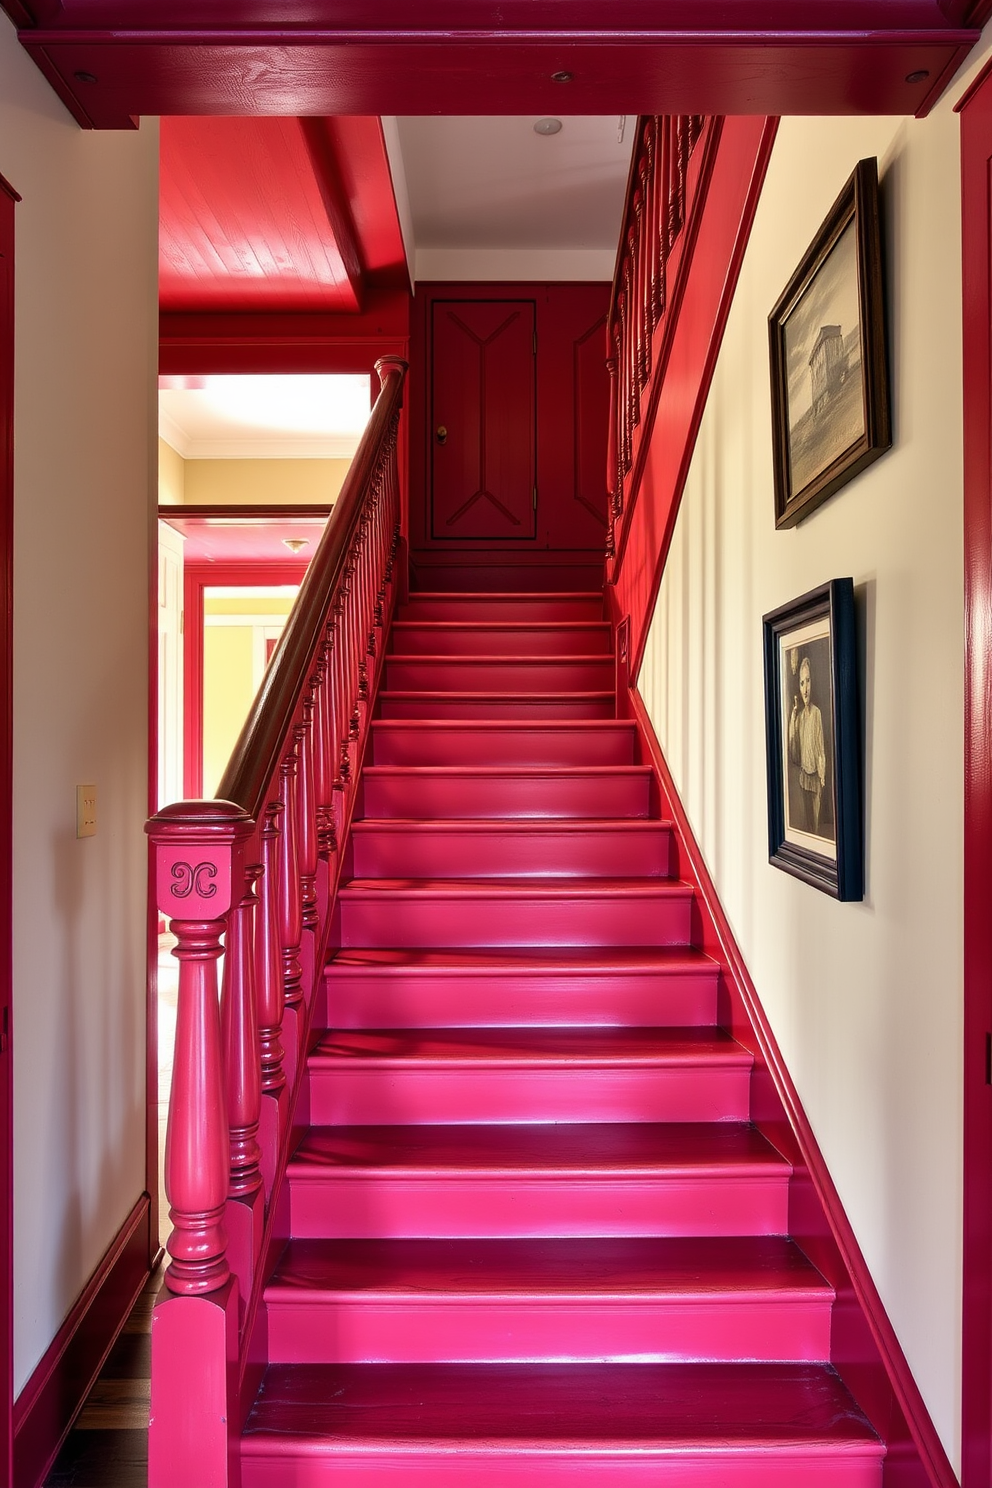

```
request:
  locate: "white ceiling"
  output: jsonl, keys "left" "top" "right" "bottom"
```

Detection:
{"left": 158, "top": 374, "right": 372, "bottom": 458}
{"left": 385, "top": 116, "right": 634, "bottom": 282}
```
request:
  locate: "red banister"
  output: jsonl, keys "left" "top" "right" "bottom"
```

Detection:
{"left": 146, "top": 358, "right": 407, "bottom": 1486}
{"left": 605, "top": 114, "right": 708, "bottom": 562}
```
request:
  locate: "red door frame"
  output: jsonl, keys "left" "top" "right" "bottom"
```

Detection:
{"left": 182, "top": 559, "right": 309, "bottom": 798}
{"left": 0, "top": 167, "right": 17, "bottom": 1488}
{"left": 958, "top": 61, "right": 992, "bottom": 1488}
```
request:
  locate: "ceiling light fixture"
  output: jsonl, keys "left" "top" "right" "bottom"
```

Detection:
{"left": 534, "top": 118, "right": 563, "bottom": 136}
{"left": 74, "top": 70, "right": 98, "bottom": 84}
{"left": 905, "top": 69, "right": 930, "bottom": 84}
{"left": 283, "top": 538, "right": 310, "bottom": 554}
{"left": 551, "top": 70, "right": 573, "bottom": 83}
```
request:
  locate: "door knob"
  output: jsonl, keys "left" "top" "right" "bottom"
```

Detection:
{"left": 436, "top": 425, "right": 447, "bottom": 445}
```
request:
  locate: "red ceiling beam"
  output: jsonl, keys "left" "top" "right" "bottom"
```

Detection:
{"left": 3, "top": 5, "right": 984, "bottom": 128}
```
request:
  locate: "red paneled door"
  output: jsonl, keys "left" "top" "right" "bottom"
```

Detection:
{"left": 430, "top": 300, "right": 537, "bottom": 541}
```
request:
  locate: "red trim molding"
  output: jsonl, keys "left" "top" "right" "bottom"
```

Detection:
{"left": 159, "top": 290, "right": 410, "bottom": 377}
{"left": 958, "top": 70, "right": 992, "bottom": 1488}
{"left": 625, "top": 679, "right": 957, "bottom": 1488}
{"left": 13, "top": 1195, "right": 155, "bottom": 1488}
{"left": 0, "top": 164, "right": 17, "bottom": 1488}
{"left": 610, "top": 115, "right": 778, "bottom": 677}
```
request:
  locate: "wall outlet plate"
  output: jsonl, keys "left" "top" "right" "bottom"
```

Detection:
{"left": 76, "top": 784, "right": 97, "bottom": 838}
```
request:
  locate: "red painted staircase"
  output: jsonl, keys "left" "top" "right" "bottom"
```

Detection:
{"left": 238, "top": 590, "right": 884, "bottom": 1485}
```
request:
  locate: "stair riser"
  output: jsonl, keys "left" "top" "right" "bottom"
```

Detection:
{"left": 384, "top": 659, "right": 614, "bottom": 693}
{"left": 361, "top": 774, "right": 652, "bottom": 820}
{"left": 307, "top": 1064, "right": 751, "bottom": 1126}
{"left": 351, "top": 826, "right": 672, "bottom": 879}
{"left": 378, "top": 696, "right": 615, "bottom": 721}
{"left": 323, "top": 969, "right": 720, "bottom": 1029}
{"left": 390, "top": 625, "right": 613, "bottom": 658}
{"left": 242, "top": 1453, "right": 883, "bottom": 1486}
{"left": 288, "top": 1174, "right": 790, "bottom": 1240}
{"left": 264, "top": 1295, "right": 832, "bottom": 1366}
{"left": 369, "top": 724, "right": 638, "bottom": 768}
{"left": 338, "top": 893, "right": 693, "bottom": 948}
{"left": 399, "top": 597, "right": 604, "bottom": 623}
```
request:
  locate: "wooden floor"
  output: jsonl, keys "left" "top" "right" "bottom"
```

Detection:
{"left": 43, "top": 1266, "right": 159, "bottom": 1488}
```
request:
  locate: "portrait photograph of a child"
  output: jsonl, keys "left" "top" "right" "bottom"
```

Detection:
{"left": 780, "top": 627, "right": 836, "bottom": 855}
{"left": 762, "top": 579, "right": 863, "bottom": 901}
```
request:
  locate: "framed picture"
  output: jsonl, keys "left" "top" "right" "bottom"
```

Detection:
{"left": 768, "top": 158, "right": 890, "bottom": 529}
{"left": 762, "top": 579, "right": 862, "bottom": 900}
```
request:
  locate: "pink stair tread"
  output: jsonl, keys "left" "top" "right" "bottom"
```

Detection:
{"left": 309, "top": 1026, "right": 747, "bottom": 1067}
{"left": 266, "top": 1234, "right": 828, "bottom": 1300}
{"left": 236, "top": 584, "right": 889, "bottom": 1480}
{"left": 241, "top": 1361, "right": 881, "bottom": 1454}
{"left": 290, "top": 1121, "right": 788, "bottom": 1177}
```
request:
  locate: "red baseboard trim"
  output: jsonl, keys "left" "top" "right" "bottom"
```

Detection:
{"left": 13, "top": 1193, "right": 157, "bottom": 1488}
{"left": 626, "top": 682, "right": 957, "bottom": 1488}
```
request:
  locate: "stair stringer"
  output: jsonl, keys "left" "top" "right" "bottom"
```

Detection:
{"left": 625, "top": 680, "right": 956, "bottom": 1488}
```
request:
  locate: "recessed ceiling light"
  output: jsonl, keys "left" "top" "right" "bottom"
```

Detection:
{"left": 74, "top": 70, "right": 98, "bottom": 84}
{"left": 905, "top": 69, "right": 930, "bottom": 84}
{"left": 534, "top": 118, "right": 563, "bottom": 136}
{"left": 283, "top": 538, "right": 310, "bottom": 554}
{"left": 551, "top": 70, "right": 573, "bottom": 83}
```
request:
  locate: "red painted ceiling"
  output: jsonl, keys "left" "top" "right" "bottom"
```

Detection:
{"left": 160, "top": 114, "right": 407, "bottom": 316}
{"left": 161, "top": 511, "right": 328, "bottom": 565}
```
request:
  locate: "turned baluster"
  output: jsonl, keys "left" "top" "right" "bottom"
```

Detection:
{"left": 147, "top": 800, "right": 252, "bottom": 1297}
{"left": 312, "top": 650, "right": 337, "bottom": 860}
{"left": 256, "top": 802, "right": 285, "bottom": 1097}
{"left": 297, "top": 691, "right": 320, "bottom": 943}
{"left": 221, "top": 863, "right": 263, "bottom": 1199}
{"left": 278, "top": 735, "right": 304, "bottom": 1022}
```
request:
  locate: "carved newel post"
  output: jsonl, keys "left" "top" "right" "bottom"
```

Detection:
{"left": 146, "top": 799, "right": 253, "bottom": 1488}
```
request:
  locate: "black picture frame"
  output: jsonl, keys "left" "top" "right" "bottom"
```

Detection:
{"left": 768, "top": 158, "right": 890, "bottom": 529}
{"left": 762, "top": 579, "right": 862, "bottom": 900}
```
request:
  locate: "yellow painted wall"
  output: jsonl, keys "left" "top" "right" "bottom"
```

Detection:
{"left": 169, "top": 456, "right": 351, "bottom": 506}
{"left": 158, "top": 436, "right": 185, "bottom": 505}
{"left": 201, "top": 591, "right": 296, "bottom": 795}
{"left": 202, "top": 627, "right": 255, "bottom": 798}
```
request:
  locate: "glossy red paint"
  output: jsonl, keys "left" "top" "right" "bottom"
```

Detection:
{"left": 610, "top": 115, "right": 778, "bottom": 676}
{"left": 958, "top": 68, "right": 992, "bottom": 1488}
{"left": 160, "top": 116, "right": 361, "bottom": 314}
{"left": 163, "top": 508, "right": 331, "bottom": 566}
{"left": 409, "top": 284, "right": 611, "bottom": 592}
{"left": 160, "top": 292, "right": 411, "bottom": 378}
{"left": 2, "top": 3, "right": 984, "bottom": 129}
{"left": 0, "top": 168, "right": 15, "bottom": 1488}
{"left": 431, "top": 299, "right": 538, "bottom": 542}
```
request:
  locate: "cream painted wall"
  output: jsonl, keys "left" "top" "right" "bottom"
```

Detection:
{"left": 639, "top": 102, "right": 975, "bottom": 1467}
{"left": 160, "top": 455, "right": 350, "bottom": 506}
{"left": 0, "top": 16, "right": 158, "bottom": 1397}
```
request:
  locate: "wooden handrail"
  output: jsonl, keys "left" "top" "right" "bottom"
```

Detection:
{"left": 218, "top": 355, "right": 406, "bottom": 821}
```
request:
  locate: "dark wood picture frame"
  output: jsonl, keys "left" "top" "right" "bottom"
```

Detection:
{"left": 762, "top": 578, "right": 863, "bottom": 900}
{"left": 768, "top": 157, "right": 890, "bottom": 529}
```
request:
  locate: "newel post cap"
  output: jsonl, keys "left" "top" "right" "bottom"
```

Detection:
{"left": 146, "top": 799, "right": 255, "bottom": 921}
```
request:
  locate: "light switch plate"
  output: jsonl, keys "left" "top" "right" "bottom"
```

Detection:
{"left": 76, "top": 784, "right": 97, "bottom": 838}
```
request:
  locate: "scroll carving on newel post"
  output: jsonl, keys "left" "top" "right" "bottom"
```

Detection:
{"left": 146, "top": 798, "right": 253, "bottom": 1488}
